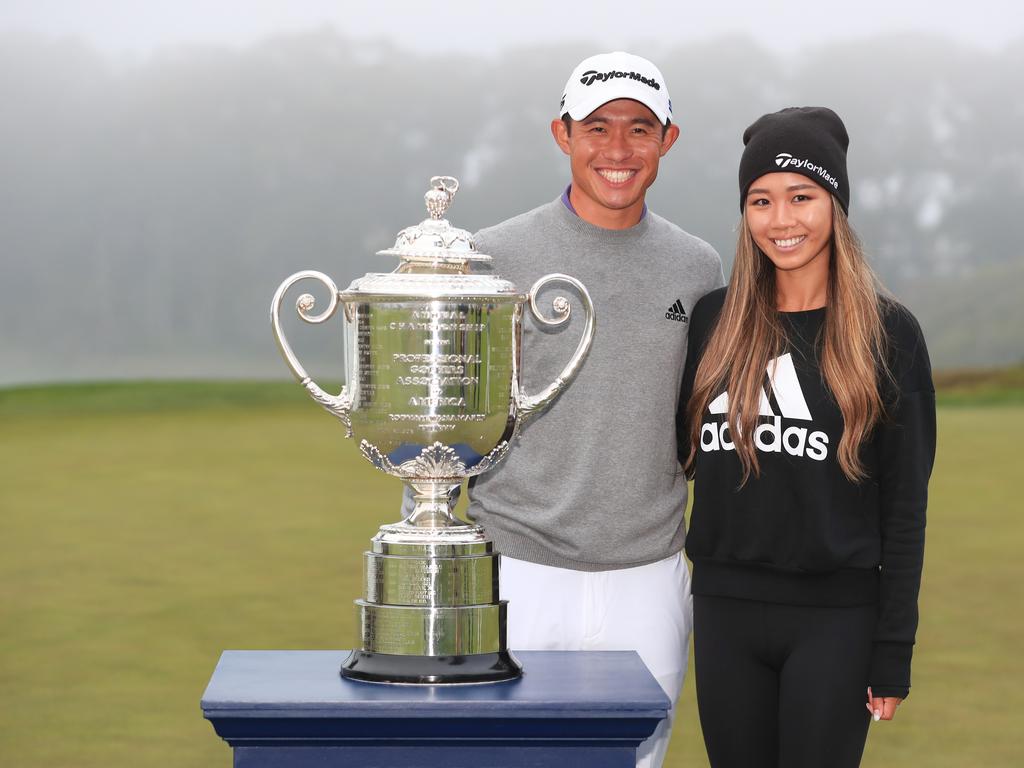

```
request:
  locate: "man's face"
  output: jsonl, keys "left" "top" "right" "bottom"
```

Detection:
{"left": 551, "top": 99, "right": 679, "bottom": 229}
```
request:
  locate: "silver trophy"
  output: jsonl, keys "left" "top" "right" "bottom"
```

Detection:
{"left": 271, "top": 176, "right": 595, "bottom": 684}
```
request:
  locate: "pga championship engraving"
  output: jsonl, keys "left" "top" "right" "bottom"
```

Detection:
{"left": 270, "top": 176, "right": 595, "bottom": 684}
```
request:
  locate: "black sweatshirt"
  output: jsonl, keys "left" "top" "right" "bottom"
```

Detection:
{"left": 678, "top": 287, "right": 935, "bottom": 699}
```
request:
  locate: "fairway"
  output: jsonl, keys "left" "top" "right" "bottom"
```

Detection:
{"left": 1, "top": 384, "right": 1021, "bottom": 766}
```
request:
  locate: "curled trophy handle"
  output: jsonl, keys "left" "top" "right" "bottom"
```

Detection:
{"left": 270, "top": 270, "right": 353, "bottom": 436}
{"left": 517, "top": 273, "right": 596, "bottom": 422}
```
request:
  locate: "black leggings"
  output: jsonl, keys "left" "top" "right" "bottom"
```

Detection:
{"left": 693, "top": 595, "right": 875, "bottom": 768}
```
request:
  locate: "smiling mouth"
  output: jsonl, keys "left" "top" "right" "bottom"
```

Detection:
{"left": 597, "top": 169, "right": 637, "bottom": 184}
{"left": 772, "top": 235, "right": 806, "bottom": 248}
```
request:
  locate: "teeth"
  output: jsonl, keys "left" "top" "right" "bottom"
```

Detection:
{"left": 773, "top": 236, "right": 805, "bottom": 247}
{"left": 598, "top": 169, "right": 636, "bottom": 183}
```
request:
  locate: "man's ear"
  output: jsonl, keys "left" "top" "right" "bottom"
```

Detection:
{"left": 551, "top": 118, "right": 571, "bottom": 156}
{"left": 660, "top": 123, "right": 681, "bottom": 156}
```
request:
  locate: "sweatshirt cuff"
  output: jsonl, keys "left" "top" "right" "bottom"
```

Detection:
{"left": 869, "top": 641, "right": 913, "bottom": 699}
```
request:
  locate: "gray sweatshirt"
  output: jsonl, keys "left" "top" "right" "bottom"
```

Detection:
{"left": 404, "top": 198, "right": 723, "bottom": 570}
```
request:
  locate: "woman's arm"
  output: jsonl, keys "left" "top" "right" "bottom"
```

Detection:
{"left": 868, "top": 304, "right": 937, "bottom": 701}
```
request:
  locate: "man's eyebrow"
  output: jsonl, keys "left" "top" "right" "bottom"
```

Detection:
{"left": 579, "top": 115, "right": 658, "bottom": 127}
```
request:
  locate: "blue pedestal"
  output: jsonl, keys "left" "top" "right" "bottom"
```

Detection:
{"left": 202, "top": 650, "right": 669, "bottom": 768}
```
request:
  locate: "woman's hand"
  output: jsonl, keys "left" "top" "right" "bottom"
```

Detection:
{"left": 866, "top": 686, "right": 902, "bottom": 721}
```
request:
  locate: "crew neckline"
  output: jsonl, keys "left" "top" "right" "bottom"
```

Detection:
{"left": 561, "top": 184, "right": 648, "bottom": 222}
{"left": 778, "top": 305, "right": 827, "bottom": 316}
{"left": 551, "top": 196, "right": 652, "bottom": 239}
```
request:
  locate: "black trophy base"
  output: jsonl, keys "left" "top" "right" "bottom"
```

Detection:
{"left": 340, "top": 649, "right": 523, "bottom": 685}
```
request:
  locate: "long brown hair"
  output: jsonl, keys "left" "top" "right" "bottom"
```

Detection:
{"left": 685, "top": 200, "right": 889, "bottom": 483}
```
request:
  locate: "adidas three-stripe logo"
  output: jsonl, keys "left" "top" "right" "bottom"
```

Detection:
{"left": 666, "top": 299, "right": 688, "bottom": 323}
{"left": 708, "top": 353, "right": 812, "bottom": 420}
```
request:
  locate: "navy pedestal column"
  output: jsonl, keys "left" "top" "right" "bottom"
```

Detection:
{"left": 202, "top": 650, "right": 670, "bottom": 768}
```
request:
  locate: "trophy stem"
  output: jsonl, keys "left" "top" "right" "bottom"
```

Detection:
{"left": 405, "top": 481, "right": 467, "bottom": 528}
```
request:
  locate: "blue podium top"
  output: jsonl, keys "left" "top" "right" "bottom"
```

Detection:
{"left": 202, "top": 650, "right": 669, "bottom": 720}
{"left": 202, "top": 651, "right": 671, "bottom": 765}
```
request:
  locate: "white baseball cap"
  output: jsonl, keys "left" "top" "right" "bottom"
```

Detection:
{"left": 559, "top": 51, "right": 672, "bottom": 126}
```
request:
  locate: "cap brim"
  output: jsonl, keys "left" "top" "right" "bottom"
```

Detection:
{"left": 562, "top": 92, "right": 669, "bottom": 126}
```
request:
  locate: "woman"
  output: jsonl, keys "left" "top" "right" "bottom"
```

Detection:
{"left": 678, "top": 107, "right": 935, "bottom": 767}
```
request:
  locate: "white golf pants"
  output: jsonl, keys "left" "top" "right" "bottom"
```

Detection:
{"left": 501, "top": 552, "right": 693, "bottom": 768}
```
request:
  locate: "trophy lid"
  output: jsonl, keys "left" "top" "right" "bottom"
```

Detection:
{"left": 376, "top": 176, "right": 492, "bottom": 268}
{"left": 343, "top": 176, "right": 523, "bottom": 301}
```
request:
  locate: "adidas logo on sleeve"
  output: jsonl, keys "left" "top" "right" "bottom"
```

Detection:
{"left": 701, "top": 353, "right": 830, "bottom": 461}
{"left": 666, "top": 299, "right": 688, "bottom": 323}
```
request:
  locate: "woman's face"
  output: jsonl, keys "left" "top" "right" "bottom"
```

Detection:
{"left": 744, "top": 172, "right": 834, "bottom": 279}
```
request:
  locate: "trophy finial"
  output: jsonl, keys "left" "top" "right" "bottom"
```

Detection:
{"left": 425, "top": 176, "right": 459, "bottom": 220}
{"left": 377, "top": 174, "right": 490, "bottom": 266}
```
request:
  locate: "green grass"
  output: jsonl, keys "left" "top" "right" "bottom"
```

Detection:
{"left": 0, "top": 380, "right": 316, "bottom": 419}
{"left": 933, "top": 365, "right": 1024, "bottom": 407}
{"left": 1, "top": 382, "right": 1021, "bottom": 766}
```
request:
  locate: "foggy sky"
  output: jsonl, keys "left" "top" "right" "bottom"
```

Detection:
{"left": 1, "top": 10, "right": 1021, "bottom": 385}
{"left": 4, "top": 0, "right": 1022, "bottom": 56}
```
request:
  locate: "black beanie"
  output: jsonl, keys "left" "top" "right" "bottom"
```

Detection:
{"left": 738, "top": 106, "right": 850, "bottom": 213}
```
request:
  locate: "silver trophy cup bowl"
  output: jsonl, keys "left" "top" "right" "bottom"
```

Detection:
{"left": 271, "top": 177, "right": 594, "bottom": 683}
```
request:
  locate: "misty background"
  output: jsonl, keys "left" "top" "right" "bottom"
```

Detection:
{"left": 2, "top": 2, "right": 1022, "bottom": 386}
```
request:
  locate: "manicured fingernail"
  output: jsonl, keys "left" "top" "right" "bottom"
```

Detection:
{"left": 873, "top": 710, "right": 881, "bottom": 721}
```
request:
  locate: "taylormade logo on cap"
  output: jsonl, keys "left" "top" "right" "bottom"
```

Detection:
{"left": 775, "top": 152, "right": 840, "bottom": 191}
{"left": 560, "top": 51, "right": 672, "bottom": 125}
{"left": 579, "top": 69, "right": 662, "bottom": 90}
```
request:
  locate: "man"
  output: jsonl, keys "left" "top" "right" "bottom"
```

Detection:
{"left": 404, "top": 51, "right": 723, "bottom": 767}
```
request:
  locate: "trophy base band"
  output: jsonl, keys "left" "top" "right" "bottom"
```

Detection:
{"left": 357, "top": 600, "right": 508, "bottom": 655}
{"left": 340, "top": 649, "right": 522, "bottom": 685}
{"left": 347, "top": 521, "right": 521, "bottom": 684}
